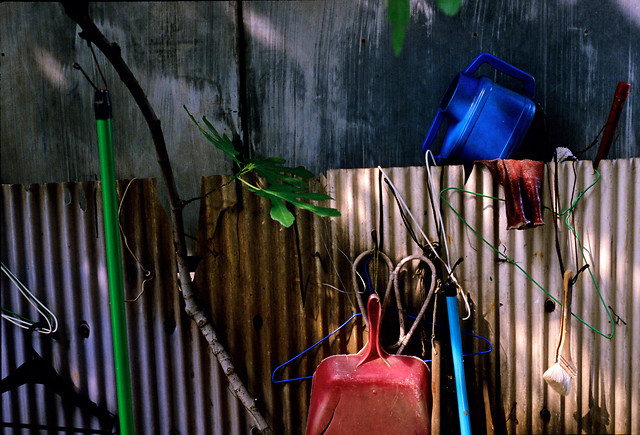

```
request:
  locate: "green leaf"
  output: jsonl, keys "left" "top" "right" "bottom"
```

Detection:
{"left": 437, "top": 0, "right": 462, "bottom": 16}
{"left": 268, "top": 197, "right": 295, "bottom": 227}
{"left": 201, "top": 115, "right": 240, "bottom": 160}
{"left": 249, "top": 159, "right": 315, "bottom": 190}
{"left": 184, "top": 106, "right": 240, "bottom": 164}
{"left": 251, "top": 180, "right": 341, "bottom": 224}
{"left": 185, "top": 107, "right": 219, "bottom": 144}
{"left": 251, "top": 185, "right": 340, "bottom": 216}
{"left": 187, "top": 105, "right": 340, "bottom": 226}
{"left": 255, "top": 187, "right": 301, "bottom": 201}
{"left": 283, "top": 165, "right": 315, "bottom": 180}
{"left": 272, "top": 175, "right": 309, "bottom": 188}
{"left": 295, "top": 191, "right": 335, "bottom": 201}
{"left": 388, "top": 0, "right": 410, "bottom": 56}
{"left": 249, "top": 156, "right": 286, "bottom": 165}
{"left": 250, "top": 159, "right": 314, "bottom": 180}
{"left": 269, "top": 187, "right": 333, "bottom": 202}
{"left": 253, "top": 169, "right": 306, "bottom": 187}
{"left": 285, "top": 197, "right": 342, "bottom": 217}
{"left": 260, "top": 187, "right": 339, "bottom": 210}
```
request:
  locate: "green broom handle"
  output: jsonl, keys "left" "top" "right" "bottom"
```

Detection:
{"left": 95, "top": 89, "right": 135, "bottom": 435}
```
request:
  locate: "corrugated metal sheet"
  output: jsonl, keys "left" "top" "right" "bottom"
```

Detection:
{"left": 323, "top": 159, "right": 639, "bottom": 434}
{"left": 1, "top": 179, "right": 252, "bottom": 434}
{"left": 3, "top": 159, "right": 639, "bottom": 434}
{"left": 194, "top": 159, "right": 639, "bottom": 434}
{"left": 193, "top": 174, "right": 362, "bottom": 434}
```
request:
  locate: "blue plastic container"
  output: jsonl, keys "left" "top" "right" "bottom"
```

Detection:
{"left": 422, "top": 53, "right": 536, "bottom": 165}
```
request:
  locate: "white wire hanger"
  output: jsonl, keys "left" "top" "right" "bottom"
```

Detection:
{"left": 1, "top": 262, "right": 58, "bottom": 334}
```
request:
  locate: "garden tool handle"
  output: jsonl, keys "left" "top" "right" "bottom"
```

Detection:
{"left": 446, "top": 290, "right": 472, "bottom": 435}
{"left": 556, "top": 270, "right": 574, "bottom": 360}
{"left": 94, "top": 89, "right": 112, "bottom": 120}
{"left": 465, "top": 52, "right": 536, "bottom": 97}
{"left": 593, "top": 81, "right": 630, "bottom": 170}
{"left": 94, "top": 87, "right": 136, "bottom": 435}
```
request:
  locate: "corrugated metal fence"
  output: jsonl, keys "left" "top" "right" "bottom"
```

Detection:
{"left": 325, "top": 160, "right": 639, "bottom": 434}
{"left": 2, "top": 160, "right": 639, "bottom": 434}
{"left": 1, "top": 179, "right": 251, "bottom": 434}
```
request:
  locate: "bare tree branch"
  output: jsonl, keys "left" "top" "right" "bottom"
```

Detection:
{"left": 60, "top": 3, "right": 271, "bottom": 433}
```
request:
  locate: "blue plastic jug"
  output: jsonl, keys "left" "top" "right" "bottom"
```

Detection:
{"left": 422, "top": 53, "right": 536, "bottom": 165}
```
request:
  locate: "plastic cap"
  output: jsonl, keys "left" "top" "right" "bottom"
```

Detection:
{"left": 94, "top": 89, "right": 112, "bottom": 120}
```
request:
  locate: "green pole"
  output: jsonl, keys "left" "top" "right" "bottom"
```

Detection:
{"left": 95, "top": 89, "right": 135, "bottom": 435}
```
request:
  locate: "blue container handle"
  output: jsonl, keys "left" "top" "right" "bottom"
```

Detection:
{"left": 421, "top": 110, "right": 444, "bottom": 160}
{"left": 465, "top": 52, "right": 535, "bottom": 97}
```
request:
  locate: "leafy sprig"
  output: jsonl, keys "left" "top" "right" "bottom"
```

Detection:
{"left": 387, "top": 0, "right": 462, "bottom": 56}
{"left": 185, "top": 106, "right": 340, "bottom": 227}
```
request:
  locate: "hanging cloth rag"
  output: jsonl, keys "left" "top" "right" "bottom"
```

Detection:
{"left": 477, "top": 159, "right": 545, "bottom": 230}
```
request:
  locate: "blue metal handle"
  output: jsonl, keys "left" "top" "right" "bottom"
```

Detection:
{"left": 464, "top": 52, "right": 535, "bottom": 97}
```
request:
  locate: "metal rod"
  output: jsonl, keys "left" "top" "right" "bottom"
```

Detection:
{"left": 431, "top": 334, "right": 442, "bottom": 435}
{"left": 95, "top": 89, "right": 135, "bottom": 435}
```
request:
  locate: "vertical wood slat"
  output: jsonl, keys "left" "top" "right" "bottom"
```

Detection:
{"left": 2, "top": 1, "right": 637, "bottom": 187}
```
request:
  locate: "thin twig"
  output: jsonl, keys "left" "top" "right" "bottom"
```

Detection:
{"left": 88, "top": 41, "right": 108, "bottom": 89}
{"left": 72, "top": 62, "right": 99, "bottom": 91}
{"left": 551, "top": 155, "right": 565, "bottom": 278}
{"left": 180, "top": 179, "right": 233, "bottom": 209}
{"left": 184, "top": 233, "right": 218, "bottom": 258}
{"left": 569, "top": 163, "right": 580, "bottom": 273}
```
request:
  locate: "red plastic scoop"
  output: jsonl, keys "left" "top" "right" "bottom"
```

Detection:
{"left": 306, "top": 294, "right": 431, "bottom": 434}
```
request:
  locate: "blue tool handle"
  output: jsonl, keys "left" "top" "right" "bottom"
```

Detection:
{"left": 421, "top": 110, "right": 444, "bottom": 158}
{"left": 447, "top": 295, "right": 472, "bottom": 435}
{"left": 464, "top": 52, "right": 535, "bottom": 97}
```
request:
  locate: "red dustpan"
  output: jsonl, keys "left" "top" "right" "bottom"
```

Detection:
{"left": 306, "top": 294, "right": 431, "bottom": 434}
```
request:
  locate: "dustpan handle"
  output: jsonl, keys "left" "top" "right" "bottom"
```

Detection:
{"left": 357, "top": 295, "right": 389, "bottom": 367}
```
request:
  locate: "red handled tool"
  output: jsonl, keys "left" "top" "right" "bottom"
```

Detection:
{"left": 306, "top": 294, "right": 431, "bottom": 434}
{"left": 593, "top": 82, "right": 630, "bottom": 170}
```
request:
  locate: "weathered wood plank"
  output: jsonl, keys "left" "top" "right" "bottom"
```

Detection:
{"left": 0, "top": 2, "right": 239, "bottom": 238}
{"left": 2, "top": 0, "right": 639, "bottom": 233}
{"left": 242, "top": 0, "right": 638, "bottom": 173}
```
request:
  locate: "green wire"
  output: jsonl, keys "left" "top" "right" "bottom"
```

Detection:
{"left": 439, "top": 168, "right": 615, "bottom": 339}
